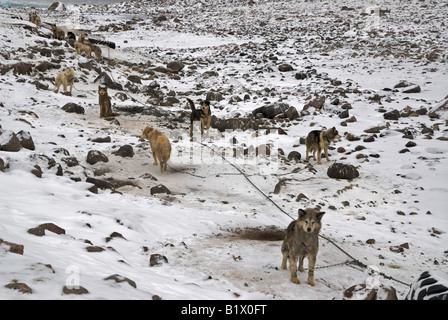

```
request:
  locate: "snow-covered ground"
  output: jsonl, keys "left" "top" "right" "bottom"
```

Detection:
{"left": 0, "top": 0, "right": 447, "bottom": 301}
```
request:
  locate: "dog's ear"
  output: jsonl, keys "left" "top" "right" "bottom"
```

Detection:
{"left": 204, "top": 100, "right": 210, "bottom": 106}
{"left": 317, "top": 211, "right": 325, "bottom": 221}
{"left": 298, "top": 209, "right": 307, "bottom": 218}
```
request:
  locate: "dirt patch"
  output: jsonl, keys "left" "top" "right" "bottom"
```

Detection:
{"left": 225, "top": 226, "right": 285, "bottom": 241}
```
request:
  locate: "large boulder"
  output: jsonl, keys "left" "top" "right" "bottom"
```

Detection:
{"left": 166, "top": 60, "right": 184, "bottom": 72}
{"left": 252, "top": 102, "right": 289, "bottom": 119}
{"left": 278, "top": 64, "right": 294, "bottom": 72}
{"left": 327, "top": 163, "right": 359, "bottom": 179}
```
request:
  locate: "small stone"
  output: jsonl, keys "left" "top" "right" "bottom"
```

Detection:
{"left": 114, "top": 145, "right": 134, "bottom": 158}
{"left": 150, "top": 184, "right": 171, "bottom": 195}
{"left": 62, "top": 285, "right": 89, "bottom": 295}
{"left": 296, "top": 193, "right": 308, "bottom": 202}
{"left": 403, "top": 85, "right": 421, "bottom": 93}
{"left": 85, "top": 246, "right": 105, "bottom": 252}
{"left": 5, "top": 282, "right": 33, "bottom": 294}
{"left": 62, "top": 103, "right": 85, "bottom": 114}
{"left": 27, "top": 226, "right": 46, "bottom": 236}
{"left": 149, "top": 254, "right": 168, "bottom": 266}
{"left": 86, "top": 150, "right": 109, "bottom": 165}
{"left": 0, "top": 130, "right": 22, "bottom": 152}
{"left": 287, "top": 151, "right": 301, "bottom": 162}
{"left": 104, "top": 274, "right": 137, "bottom": 288}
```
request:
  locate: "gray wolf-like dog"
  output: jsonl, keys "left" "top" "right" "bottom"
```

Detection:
{"left": 281, "top": 208, "right": 325, "bottom": 286}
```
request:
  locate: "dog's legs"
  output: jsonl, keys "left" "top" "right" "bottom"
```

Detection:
{"left": 150, "top": 143, "right": 158, "bottom": 165}
{"left": 152, "top": 151, "right": 158, "bottom": 165}
{"left": 298, "top": 256, "right": 305, "bottom": 272}
{"left": 324, "top": 148, "right": 330, "bottom": 162}
{"left": 317, "top": 148, "right": 322, "bottom": 165}
{"left": 200, "top": 120, "right": 204, "bottom": 136}
{"left": 305, "top": 145, "right": 310, "bottom": 161}
{"left": 307, "top": 255, "right": 316, "bottom": 286}
{"left": 289, "top": 254, "right": 300, "bottom": 284}
{"left": 189, "top": 121, "right": 194, "bottom": 138}
{"left": 157, "top": 154, "right": 163, "bottom": 172}
{"left": 281, "top": 244, "right": 288, "bottom": 270}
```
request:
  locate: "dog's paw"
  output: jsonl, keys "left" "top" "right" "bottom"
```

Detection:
{"left": 308, "top": 279, "right": 316, "bottom": 286}
{"left": 291, "top": 278, "right": 301, "bottom": 285}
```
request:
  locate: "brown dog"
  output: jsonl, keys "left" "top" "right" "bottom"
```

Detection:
{"left": 140, "top": 126, "right": 171, "bottom": 173}
{"left": 54, "top": 68, "right": 75, "bottom": 96}
{"left": 51, "top": 25, "right": 65, "bottom": 40}
{"left": 305, "top": 127, "right": 341, "bottom": 165}
{"left": 91, "top": 45, "right": 102, "bottom": 59}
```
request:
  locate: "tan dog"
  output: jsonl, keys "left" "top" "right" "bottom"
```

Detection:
{"left": 98, "top": 85, "right": 112, "bottom": 118}
{"left": 140, "top": 126, "right": 171, "bottom": 173}
{"left": 74, "top": 41, "right": 92, "bottom": 58}
{"left": 54, "top": 68, "right": 75, "bottom": 96}
{"left": 51, "top": 25, "right": 65, "bottom": 40}
{"left": 78, "top": 33, "right": 89, "bottom": 44}
{"left": 77, "top": 34, "right": 101, "bottom": 58}
{"left": 29, "top": 12, "right": 41, "bottom": 27}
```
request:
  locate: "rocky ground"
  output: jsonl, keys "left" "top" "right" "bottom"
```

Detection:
{"left": 0, "top": 0, "right": 447, "bottom": 300}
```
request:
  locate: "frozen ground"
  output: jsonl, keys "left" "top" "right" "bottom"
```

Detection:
{"left": 0, "top": 0, "right": 447, "bottom": 301}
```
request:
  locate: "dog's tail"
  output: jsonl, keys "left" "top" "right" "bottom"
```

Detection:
{"left": 186, "top": 98, "right": 195, "bottom": 110}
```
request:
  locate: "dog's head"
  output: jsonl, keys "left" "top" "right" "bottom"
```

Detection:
{"left": 64, "top": 68, "right": 75, "bottom": 82}
{"left": 140, "top": 126, "right": 155, "bottom": 141}
{"left": 98, "top": 85, "right": 108, "bottom": 96}
{"left": 200, "top": 100, "right": 211, "bottom": 115}
{"left": 324, "top": 127, "right": 341, "bottom": 142}
{"left": 297, "top": 208, "right": 325, "bottom": 234}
